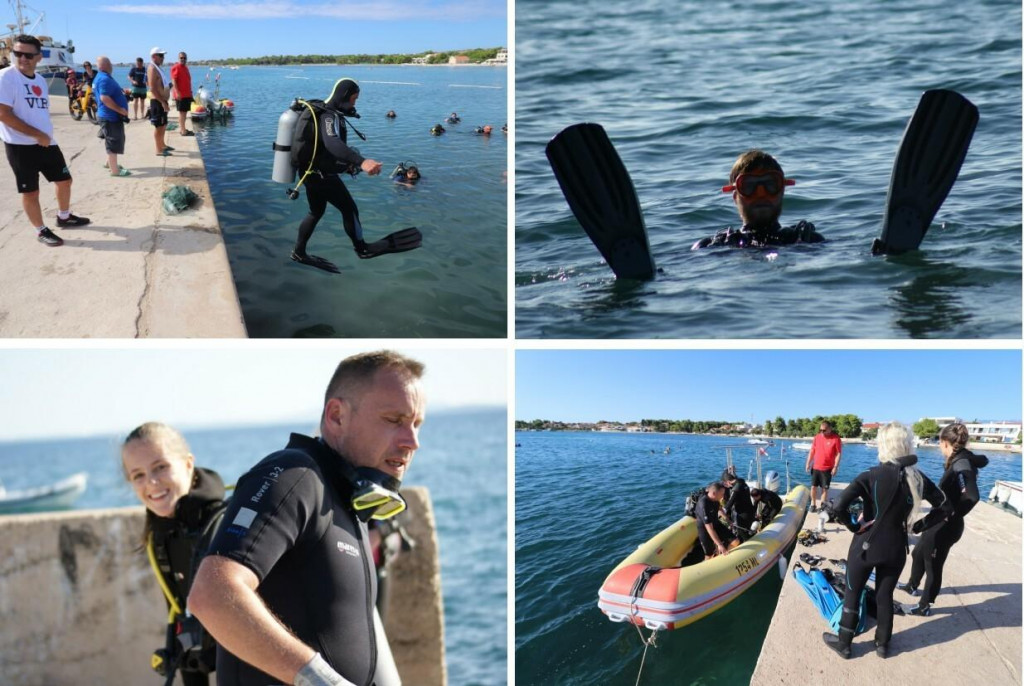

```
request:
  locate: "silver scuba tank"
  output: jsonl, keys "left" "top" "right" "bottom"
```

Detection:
{"left": 272, "top": 99, "right": 300, "bottom": 184}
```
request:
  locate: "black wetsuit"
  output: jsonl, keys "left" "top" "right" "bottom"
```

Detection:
{"left": 724, "top": 477, "right": 756, "bottom": 540}
{"left": 293, "top": 100, "right": 368, "bottom": 257}
{"left": 754, "top": 490, "right": 784, "bottom": 528}
{"left": 691, "top": 220, "right": 823, "bottom": 250}
{"left": 206, "top": 434, "right": 378, "bottom": 686}
{"left": 907, "top": 448, "right": 988, "bottom": 606}
{"left": 696, "top": 493, "right": 734, "bottom": 555}
{"left": 149, "top": 467, "right": 226, "bottom": 686}
{"left": 833, "top": 456, "right": 946, "bottom": 647}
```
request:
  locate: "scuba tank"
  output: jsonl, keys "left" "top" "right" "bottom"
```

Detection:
{"left": 272, "top": 99, "right": 301, "bottom": 184}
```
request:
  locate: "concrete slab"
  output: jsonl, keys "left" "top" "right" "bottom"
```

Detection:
{"left": 0, "top": 95, "right": 245, "bottom": 337}
{"left": 0, "top": 486, "right": 444, "bottom": 685}
{"left": 753, "top": 484, "right": 1021, "bottom": 685}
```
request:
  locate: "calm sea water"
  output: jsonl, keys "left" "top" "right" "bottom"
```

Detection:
{"left": 114, "top": 64, "right": 507, "bottom": 338}
{"left": 515, "top": 0, "right": 1022, "bottom": 338}
{"left": 514, "top": 431, "right": 1021, "bottom": 685}
{"left": 0, "top": 409, "right": 507, "bottom": 686}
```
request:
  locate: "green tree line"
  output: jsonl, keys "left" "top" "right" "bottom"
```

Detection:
{"left": 760, "top": 414, "right": 862, "bottom": 438}
{"left": 206, "top": 47, "right": 503, "bottom": 67}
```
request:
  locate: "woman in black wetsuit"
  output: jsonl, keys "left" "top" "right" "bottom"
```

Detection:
{"left": 824, "top": 422, "right": 947, "bottom": 659}
{"left": 900, "top": 422, "right": 988, "bottom": 615}
{"left": 121, "top": 422, "right": 227, "bottom": 686}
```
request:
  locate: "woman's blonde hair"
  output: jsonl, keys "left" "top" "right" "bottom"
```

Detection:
{"left": 876, "top": 421, "right": 923, "bottom": 528}
{"left": 121, "top": 422, "right": 194, "bottom": 547}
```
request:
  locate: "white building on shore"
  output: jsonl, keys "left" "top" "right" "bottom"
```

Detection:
{"left": 966, "top": 421, "right": 1022, "bottom": 444}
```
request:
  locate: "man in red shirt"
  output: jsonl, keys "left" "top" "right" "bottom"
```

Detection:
{"left": 169, "top": 50, "right": 194, "bottom": 136}
{"left": 805, "top": 420, "right": 842, "bottom": 512}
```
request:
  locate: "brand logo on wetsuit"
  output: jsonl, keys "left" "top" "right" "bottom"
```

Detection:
{"left": 325, "top": 116, "right": 337, "bottom": 137}
{"left": 337, "top": 541, "right": 359, "bottom": 557}
{"left": 251, "top": 480, "right": 271, "bottom": 504}
{"left": 226, "top": 506, "right": 258, "bottom": 536}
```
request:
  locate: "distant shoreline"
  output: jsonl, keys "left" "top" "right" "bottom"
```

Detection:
{"left": 515, "top": 429, "right": 1022, "bottom": 454}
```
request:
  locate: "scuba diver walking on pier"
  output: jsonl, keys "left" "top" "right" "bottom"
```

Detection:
{"left": 273, "top": 78, "right": 422, "bottom": 273}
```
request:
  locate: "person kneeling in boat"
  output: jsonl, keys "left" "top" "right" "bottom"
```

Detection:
{"left": 749, "top": 487, "right": 783, "bottom": 533}
{"left": 691, "top": 150, "right": 824, "bottom": 250}
{"left": 696, "top": 481, "right": 740, "bottom": 559}
{"left": 721, "top": 469, "right": 757, "bottom": 542}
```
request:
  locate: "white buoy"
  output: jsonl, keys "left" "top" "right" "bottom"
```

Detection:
{"left": 778, "top": 555, "right": 787, "bottom": 579}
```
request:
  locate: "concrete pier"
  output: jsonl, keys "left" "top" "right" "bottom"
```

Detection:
{"left": 0, "top": 95, "right": 245, "bottom": 337}
{"left": 0, "top": 486, "right": 445, "bottom": 685}
{"left": 752, "top": 488, "right": 1021, "bottom": 685}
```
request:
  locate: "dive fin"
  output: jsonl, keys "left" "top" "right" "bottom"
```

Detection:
{"left": 546, "top": 123, "right": 656, "bottom": 280}
{"left": 357, "top": 227, "right": 422, "bottom": 259}
{"left": 872, "top": 89, "right": 978, "bottom": 255}
{"left": 793, "top": 564, "right": 841, "bottom": 623}
{"left": 291, "top": 251, "right": 341, "bottom": 273}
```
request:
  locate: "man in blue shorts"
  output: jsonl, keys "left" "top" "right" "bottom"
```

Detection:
{"left": 94, "top": 56, "right": 132, "bottom": 177}
{"left": 0, "top": 34, "right": 89, "bottom": 247}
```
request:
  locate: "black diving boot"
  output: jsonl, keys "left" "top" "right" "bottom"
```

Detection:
{"left": 907, "top": 603, "right": 931, "bottom": 616}
{"left": 897, "top": 582, "right": 919, "bottom": 596}
{"left": 822, "top": 630, "right": 851, "bottom": 659}
{"left": 875, "top": 641, "right": 889, "bottom": 658}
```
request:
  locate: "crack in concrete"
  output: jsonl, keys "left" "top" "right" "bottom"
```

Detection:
{"left": 134, "top": 224, "right": 159, "bottom": 338}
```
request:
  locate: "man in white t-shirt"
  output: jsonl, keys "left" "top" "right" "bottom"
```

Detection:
{"left": 0, "top": 34, "right": 89, "bottom": 246}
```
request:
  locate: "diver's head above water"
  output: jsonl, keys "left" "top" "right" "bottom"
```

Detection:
{"left": 326, "top": 78, "right": 361, "bottom": 116}
{"left": 724, "top": 150, "right": 794, "bottom": 231}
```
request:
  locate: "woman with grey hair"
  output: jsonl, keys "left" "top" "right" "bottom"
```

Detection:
{"left": 823, "top": 422, "right": 947, "bottom": 659}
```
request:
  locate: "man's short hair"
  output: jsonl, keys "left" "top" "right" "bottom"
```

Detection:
{"left": 750, "top": 488, "right": 762, "bottom": 498}
{"left": 708, "top": 480, "right": 726, "bottom": 494}
{"left": 820, "top": 421, "right": 832, "bottom": 429}
{"left": 720, "top": 469, "right": 737, "bottom": 483}
{"left": 14, "top": 35, "right": 42, "bottom": 51}
{"left": 729, "top": 149, "right": 784, "bottom": 183}
{"left": 323, "top": 350, "right": 425, "bottom": 409}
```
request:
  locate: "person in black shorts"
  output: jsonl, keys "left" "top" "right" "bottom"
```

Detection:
{"left": 0, "top": 34, "right": 89, "bottom": 247}
{"left": 189, "top": 350, "right": 423, "bottom": 686}
{"left": 695, "top": 481, "right": 739, "bottom": 559}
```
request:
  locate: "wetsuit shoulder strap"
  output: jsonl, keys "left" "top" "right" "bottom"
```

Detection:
{"left": 146, "top": 532, "right": 184, "bottom": 623}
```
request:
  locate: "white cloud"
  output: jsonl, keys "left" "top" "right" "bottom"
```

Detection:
{"left": 99, "top": 0, "right": 503, "bottom": 21}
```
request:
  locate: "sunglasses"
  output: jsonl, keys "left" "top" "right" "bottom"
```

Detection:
{"left": 12, "top": 50, "right": 40, "bottom": 59}
{"left": 722, "top": 170, "right": 795, "bottom": 198}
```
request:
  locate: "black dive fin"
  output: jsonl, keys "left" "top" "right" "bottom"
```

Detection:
{"left": 872, "top": 89, "right": 978, "bottom": 255}
{"left": 546, "top": 123, "right": 656, "bottom": 280}
{"left": 358, "top": 227, "right": 423, "bottom": 259}
{"left": 291, "top": 251, "right": 341, "bottom": 273}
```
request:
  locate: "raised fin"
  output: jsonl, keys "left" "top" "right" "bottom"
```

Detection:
{"left": 872, "top": 89, "right": 978, "bottom": 255}
{"left": 358, "top": 227, "right": 422, "bottom": 259}
{"left": 546, "top": 123, "right": 656, "bottom": 280}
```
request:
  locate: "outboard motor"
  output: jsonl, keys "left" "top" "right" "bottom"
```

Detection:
{"left": 763, "top": 470, "right": 781, "bottom": 493}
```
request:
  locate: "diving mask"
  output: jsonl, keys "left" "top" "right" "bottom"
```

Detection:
{"left": 351, "top": 467, "right": 406, "bottom": 521}
{"left": 722, "top": 170, "right": 795, "bottom": 198}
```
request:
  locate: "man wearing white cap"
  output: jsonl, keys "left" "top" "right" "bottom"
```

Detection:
{"left": 146, "top": 46, "right": 172, "bottom": 156}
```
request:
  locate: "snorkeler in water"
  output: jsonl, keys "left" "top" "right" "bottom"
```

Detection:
{"left": 391, "top": 161, "right": 421, "bottom": 187}
{"left": 690, "top": 150, "right": 823, "bottom": 249}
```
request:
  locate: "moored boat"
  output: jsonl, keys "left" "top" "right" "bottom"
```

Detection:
{"left": 597, "top": 484, "right": 809, "bottom": 630}
{"left": 1, "top": 2, "right": 77, "bottom": 95}
{"left": 0, "top": 472, "right": 88, "bottom": 514}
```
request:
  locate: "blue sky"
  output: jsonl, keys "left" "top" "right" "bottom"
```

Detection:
{"left": 11, "top": 0, "right": 506, "bottom": 63}
{"left": 516, "top": 350, "right": 1022, "bottom": 425}
{"left": 0, "top": 347, "right": 506, "bottom": 441}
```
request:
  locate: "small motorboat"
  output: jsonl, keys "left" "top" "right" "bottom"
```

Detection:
{"left": 747, "top": 439, "right": 770, "bottom": 445}
{"left": 597, "top": 484, "right": 809, "bottom": 631}
{"left": 0, "top": 472, "right": 88, "bottom": 514}
{"left": 189, "top": 103, "right": 209, "bottom": 120}
{"left": 791, "top": 442, "right": 813, "bottom": 451}
{"left": 989, "top": 481, "right": 1023, "bottom": 516}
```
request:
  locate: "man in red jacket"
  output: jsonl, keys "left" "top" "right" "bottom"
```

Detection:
{"left": 805, "top": 420, "right": 842, "bottom": 512}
